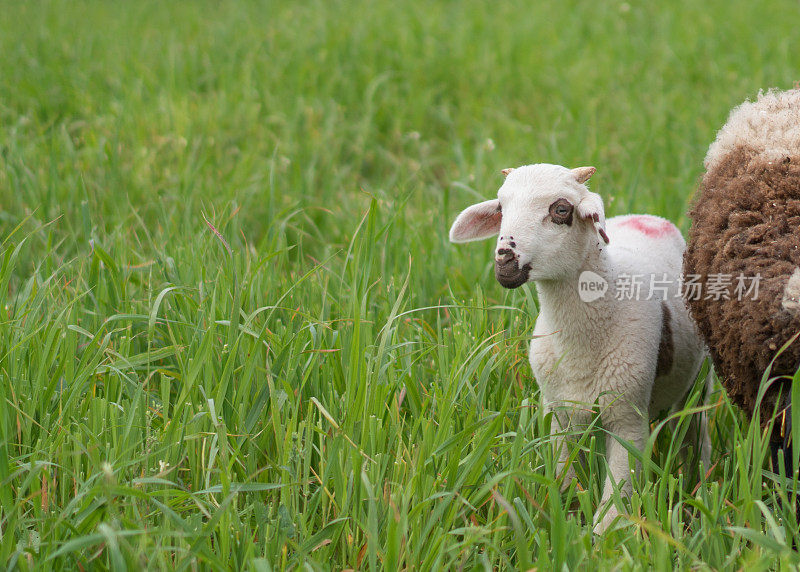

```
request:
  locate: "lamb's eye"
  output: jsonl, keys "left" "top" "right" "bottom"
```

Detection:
{"left": 548, "top": 199, "right": 573, "bottom": 225}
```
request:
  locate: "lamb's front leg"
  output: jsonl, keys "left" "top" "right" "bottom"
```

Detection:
{"left": 593, "top": 393, "right": 649, "bottom": 534}
{"left": 546, "top": 400, "right": 592, "bottom": 491}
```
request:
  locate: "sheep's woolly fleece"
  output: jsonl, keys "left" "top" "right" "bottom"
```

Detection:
{"left": 684, "top": 88, "right": 800, "bottom": 420}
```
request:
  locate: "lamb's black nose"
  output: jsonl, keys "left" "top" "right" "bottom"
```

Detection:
{"left": 496, "top": 248, "right": 515, "bottom": 264}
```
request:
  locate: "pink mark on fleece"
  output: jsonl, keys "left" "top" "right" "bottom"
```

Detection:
{"left": 619, "top": 216, "right": 678, "bottom": 238}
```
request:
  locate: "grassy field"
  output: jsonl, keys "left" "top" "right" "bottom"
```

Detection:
{"left": 2, "top": 0, "right": 800, "bottom": 569}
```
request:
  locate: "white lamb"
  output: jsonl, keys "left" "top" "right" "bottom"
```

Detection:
{"left": 449, "top": 163, "right": 708, "bottom": 532}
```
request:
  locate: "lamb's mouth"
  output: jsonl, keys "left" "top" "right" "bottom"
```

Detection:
{"left": 495, "top": 258, "right": 531, "bottom": 289}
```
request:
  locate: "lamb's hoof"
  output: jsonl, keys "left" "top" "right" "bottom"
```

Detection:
{"left": 558, "top": 469, "right": 578, "bottom": 493}
{"left": 592, "top": 504, "right": 621, "bottom": 535}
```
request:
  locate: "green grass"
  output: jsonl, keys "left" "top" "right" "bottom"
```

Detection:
{"left": 1, "top": 0, "right": 800, "bottom": 569}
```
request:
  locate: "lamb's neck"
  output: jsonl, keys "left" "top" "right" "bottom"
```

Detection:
{"left": 535, "top": 250, "right": 611, "bottom": 338}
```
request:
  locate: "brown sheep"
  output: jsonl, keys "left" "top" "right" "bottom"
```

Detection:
{"left": 684, "top": 89, "right": 800, "bottom": 439}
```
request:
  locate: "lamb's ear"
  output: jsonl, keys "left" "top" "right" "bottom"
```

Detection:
{"left": 572, "top": 166, "right": 596, "bottom": 184}
{"left": 449, "top": 199, "right": 502, "bottom": 243}
{"left": 576, "top": 192, "right": 609, "bottom": 245}
{"left": 501, "top": 168, "right": 514, "bottom": 177}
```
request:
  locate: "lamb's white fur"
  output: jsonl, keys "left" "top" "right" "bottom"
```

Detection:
{"left": 705, "top": 88, "right": 800, "bottom": 170}
{"left": 450, "top": 164, "right": 707, "bottom": 533}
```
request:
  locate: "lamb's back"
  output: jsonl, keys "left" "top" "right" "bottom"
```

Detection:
{"left": 605, "top": 214, "right": 685, "bottom": 277}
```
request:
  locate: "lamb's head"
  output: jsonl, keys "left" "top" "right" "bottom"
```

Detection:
{"left": 449, "top": 163, "right": 608, "bottom": 288}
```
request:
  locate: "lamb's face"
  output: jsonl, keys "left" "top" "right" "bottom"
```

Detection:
{"left": 496, "top": 165, "right": 598, "bottom": 286}
{"left": 449, "top": 163, "right": 608, "bottom": 289}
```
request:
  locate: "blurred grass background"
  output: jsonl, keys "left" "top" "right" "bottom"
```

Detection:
{"left": 1, "top": 0, "right": 799, "bottom": 569}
